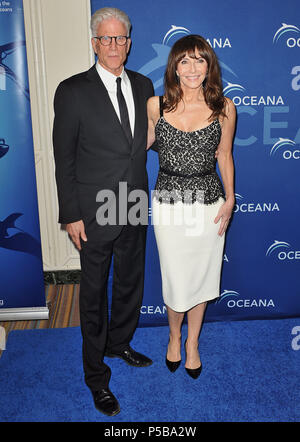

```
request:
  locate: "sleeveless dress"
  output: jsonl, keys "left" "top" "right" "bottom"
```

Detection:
{"left": 152, "top": 96, "right": 225, "bottom": 312}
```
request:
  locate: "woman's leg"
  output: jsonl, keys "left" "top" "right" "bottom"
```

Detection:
{"left": 185, "top": 302, "right": 207, "bottom": 369}
{"left": 166, "top": 306, "right": 184, "bottom": 362}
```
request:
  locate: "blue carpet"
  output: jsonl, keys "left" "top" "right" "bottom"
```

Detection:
{"left": 0, "top": 318, "right": 299, "bottom": 422}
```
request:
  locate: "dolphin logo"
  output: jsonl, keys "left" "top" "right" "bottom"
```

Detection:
{"left": 266, "top": 240, "right": 291, "bottom": 256}
{"left": 273, "top": 23, "right": 300, "bottom": 44}
{"left": 0, "top": 213, "right": 42, "bottom": 259}
{"left": 234, "top": 193, "right": 244, "bottom": 201}
{"left": 0, "top": 213, "right": 24, "bottom": 238}
{"left": 270, "top": 138, "right": 296, "bottom": 156}
{"left": 223, "top": 81, "right": 245, "bottom": 96}
{"left": 216, "top": 289, "right": 240, "bottom": 304}
{"left": 162, "top": 25, "right": 191, "bottom": 45}
{"left": 0, "top": 138, "right": 9, "bottom": 159}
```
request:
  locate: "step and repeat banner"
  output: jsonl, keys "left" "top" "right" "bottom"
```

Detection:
{"left": 92, "top": 0, "right": 300, "bottom": 324}
{"left": 1, "top": 0, "right": 298, "bottom": 324}
{"left": 0, "top": 0, "right": 47, "bottom": 320}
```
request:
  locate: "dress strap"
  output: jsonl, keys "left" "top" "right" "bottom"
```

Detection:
{"left": 159, "top": 95, "right": 164, "bottom": 117}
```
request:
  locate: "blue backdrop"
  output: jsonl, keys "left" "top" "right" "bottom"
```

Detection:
{"left": 0, "top": 0, "right": 45, "bottom": 312}
{"left": 91, "top": 0, "right": 300, "bottom": 325}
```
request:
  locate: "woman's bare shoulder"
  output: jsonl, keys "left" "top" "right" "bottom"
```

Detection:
{"left": 147, "top": 95, "right": 160, "bottom": 108}
{"left": 223, "top": 96, "right": 236, "bottom": 116}
{"left": 147, "top": 96, "right": 160, "bottom": 119}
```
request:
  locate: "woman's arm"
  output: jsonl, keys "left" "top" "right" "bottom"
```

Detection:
{"left": 146, "top": 96, "right": 160, "bottom": 150}
{"left": 214, "top": 97, "right": 236, "bottom": 235}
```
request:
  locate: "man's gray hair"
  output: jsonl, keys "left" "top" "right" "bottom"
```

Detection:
{"left": 90, "top": 7, "right": 132, "bottom": 37}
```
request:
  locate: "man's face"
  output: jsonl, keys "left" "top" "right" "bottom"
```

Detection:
{"left": 91, "top": 17, "right": 131, "bottom": 76}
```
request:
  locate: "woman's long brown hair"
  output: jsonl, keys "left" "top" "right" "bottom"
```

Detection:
{"left": 164, "top": 34, "right": 226, "bottom": 120}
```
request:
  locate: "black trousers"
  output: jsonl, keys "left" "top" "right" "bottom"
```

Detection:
{"left": 79, "top": 223, "right": 147, "bottom": 392}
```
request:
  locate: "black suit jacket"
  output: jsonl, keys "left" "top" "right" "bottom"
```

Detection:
{"left": 53, "top": 64, "right": 154, "bottom": 239}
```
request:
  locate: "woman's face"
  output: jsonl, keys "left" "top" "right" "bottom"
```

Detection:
{"left": 176, "top": 49, "right": 208, "bottom": 90}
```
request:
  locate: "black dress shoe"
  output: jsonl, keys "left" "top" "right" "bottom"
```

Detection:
{"left": 185, "top": 365, "right": 202, "bottom": 379}
{"left": 92, "top": 388, "right": 120, "bottom": 416}
{"left": 166, "top": 358, "right": 181, "bottom": 372}
{"left": 105, "top": 346, "right": 152, "bottom": 367}
{"left": 165, "top": 339, "right": 181, "bottom": 372}
{"left": 184, "top": 339, "right": 202, "bottom": 379}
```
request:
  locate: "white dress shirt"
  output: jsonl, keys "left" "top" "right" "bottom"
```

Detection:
{"left": 96, "top": 62, "right": 135, "bottom": 136}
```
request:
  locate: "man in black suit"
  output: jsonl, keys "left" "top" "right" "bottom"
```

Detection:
{"left": 53, "top": 7, "right": 153, "bottom": 416}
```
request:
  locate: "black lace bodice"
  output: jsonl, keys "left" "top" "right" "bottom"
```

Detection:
{"left": 154, "top": 100, "right": 225, "bottom": 205}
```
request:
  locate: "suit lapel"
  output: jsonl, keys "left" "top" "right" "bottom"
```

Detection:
{"left": 126, "top": 69, "right": 143, "bottom": 153}
{"left": 86, "top": 65, "right": 132, "bottom": 149}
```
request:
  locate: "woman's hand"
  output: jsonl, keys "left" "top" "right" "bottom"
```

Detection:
{"left": 214, "top": 197, "right": 235, "bottom": 236}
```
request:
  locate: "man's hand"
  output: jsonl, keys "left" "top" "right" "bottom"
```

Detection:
{"left": 66, "top": 220, "right": 87, "bottom": 251}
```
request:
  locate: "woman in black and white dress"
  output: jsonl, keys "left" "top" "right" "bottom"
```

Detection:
{"left": 147, "top": 35, "right": 236, "bottom": 378}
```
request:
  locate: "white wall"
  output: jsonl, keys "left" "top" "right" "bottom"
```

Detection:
{"left": 23, "top": 0, "right": 94, "bottom": 270}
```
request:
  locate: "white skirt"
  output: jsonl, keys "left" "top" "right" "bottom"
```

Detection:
{"left": 152, "top": 196, "right": 225, "bottom": 312}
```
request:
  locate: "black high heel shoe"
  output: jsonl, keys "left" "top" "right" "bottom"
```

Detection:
{"left": 165, "top": 339, "right": 181, "bottom": 372}
{"left": 184, "top": 339, "right": 202, "bottom": 379}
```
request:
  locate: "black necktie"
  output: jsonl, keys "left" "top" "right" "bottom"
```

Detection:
{"left": 116, "top": 77, "right": 132, "bottom": 144}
